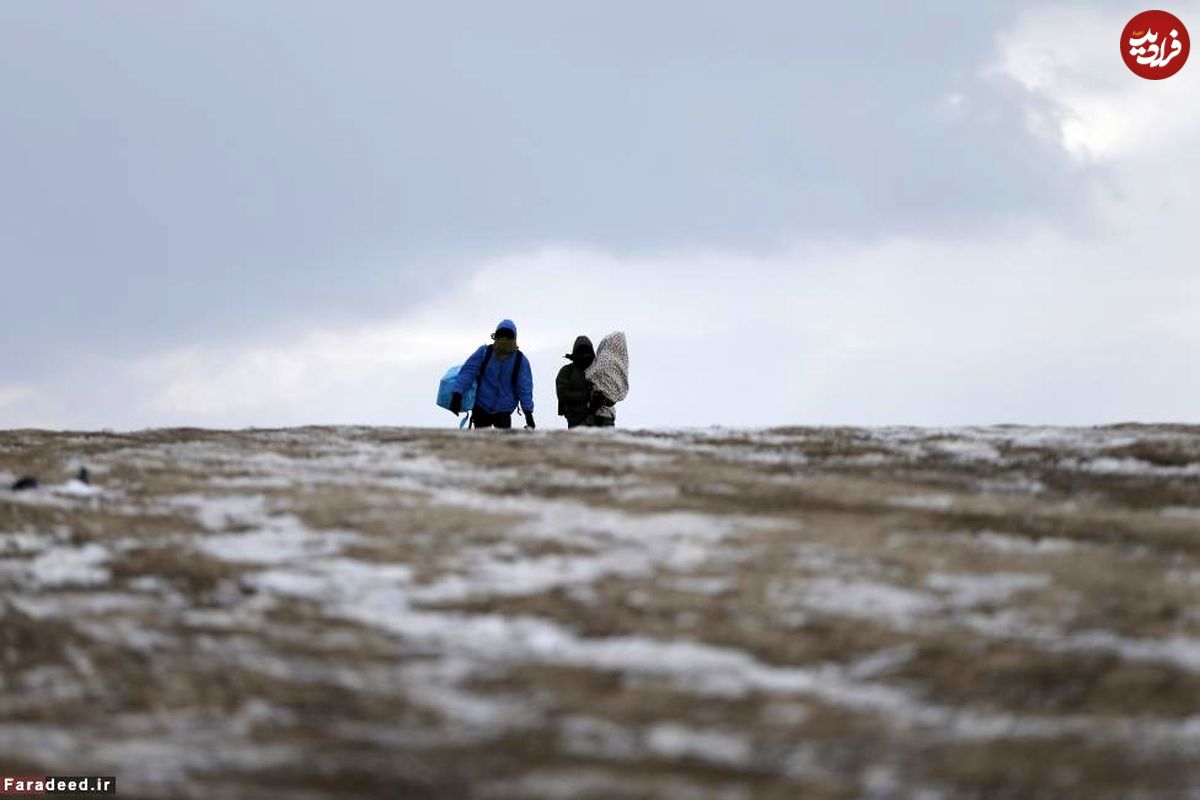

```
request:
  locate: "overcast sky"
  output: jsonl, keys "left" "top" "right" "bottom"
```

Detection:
{"left": 1, "top": 1, "right": 1197, "bottom": 430}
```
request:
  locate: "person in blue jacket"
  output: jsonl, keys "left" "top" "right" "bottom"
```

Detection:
{"left": 448, "top": 319, "right": 535, "bottom": 429}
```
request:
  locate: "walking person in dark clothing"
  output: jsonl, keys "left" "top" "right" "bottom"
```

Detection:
{"left": 556, "top": 335, "right": 595, "bottom": 428}
{"left": 448, "top": 319, "right": 535, "bottom": 430}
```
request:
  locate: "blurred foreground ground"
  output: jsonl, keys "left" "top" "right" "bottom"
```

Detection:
{"left": 2, "top": 424, "right": 1199, "bottom": 799}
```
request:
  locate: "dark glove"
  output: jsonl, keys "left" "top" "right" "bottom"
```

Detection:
{"left": 524, "top": 411, "right": 536, "bottom": 430}
{"left": 588, "top": 391, "right": 612, "bottom": 412}
{"left": 449, "top": 392, "right": 463, "bottom": 415}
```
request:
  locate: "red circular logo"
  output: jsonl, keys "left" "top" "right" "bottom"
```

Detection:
{"left": 1122, "top": 10, "right": 1190, "bottom": 79}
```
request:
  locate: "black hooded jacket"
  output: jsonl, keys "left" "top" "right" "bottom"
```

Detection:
{"left": 556, "top": 336, "right": 595, "bottom": 427}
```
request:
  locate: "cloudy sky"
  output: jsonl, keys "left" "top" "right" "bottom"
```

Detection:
{"left": 1, "top": 1, "right": 1196, "bottom": 430}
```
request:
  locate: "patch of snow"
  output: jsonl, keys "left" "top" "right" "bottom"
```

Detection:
{"left": 404, "top": 672, "right": 542, "bottom": 732}
{"left": 791, "top": 542, "right": 880, "bottom": 574}
{"left": 182, "top": 607, "right": 275, "bottom": 630}
{"left": 247, "top": 558, "right": 414, "bottom": 606}
{"left": 615, "top": 451, "right": 678, "bottom": 470}
{"left": 171, "top": 494, "right": 272, "bottom": 532}
{"left": 969, "top": 427, "right": 1135, "bottom": 452}
{"left": 925, "top": 572, "right": 1051, "bottom": 608}
{"left": 176, "top": 492, "right": 364, "bottom": 565}
{"left": 664, "top": 575, "right": 737, "bottom": 596}
{"left": 2, "top": 489, "right": 81, "bottom": 510}
{"left": 1162, "top": 507, "right": 1200, "bottom": 520}
{"left": 1057, "top": 631, "right": 1200, "bottom": 673}
{"left": 75, "top": 617, "right": 172, "bottom": 651}
{"left": 561, "top": 717, "right": 754, "bottom": 769}
{"left": 12, "top": 592, "right": 156, "bottom": 618}
{"left": 969, "top": 531, "right": 1075, "bottom": 555}
{"left": 386, "top": 496, "right": 772, "bottom": 606}
{"left": 480, "top": 770, "right": 625, "bottom": 800}
{"left": 1064, "top": 457, "right": 1200, "bottom": 477}
{"left": 392, "top": 488, "right": 780, "bottom": 606}
{"left": 834, "top": 452, "right": 891, "bottom": 467}
{"left": 54, "top": 479, "right": 104, "bottom": 497}
{"left": 251, "top": 569, "right": 341, "bottom": 599}
{"left": 196, "top": 525, "right": 361, "bottom": 565}
{"left": 886, "top": 494, "right": 955, "bottom": 511}
{"left": 976, "top": 476, "right": 1046, "bottom": 495}
{"left": 962, "top": 611, "right": 1200, "bottom": 672}
{"left": 410, "top": 552, "right": 634, "bottom": 605}
{"left": 796, "top": 578, "right": 942, "bottom": 625}
{"left": 930, "top": 439, "right": 1003, "bottom": 463}
{"left": 644, "top": 723, "right": 752, "bottom": 767}
{"left": 334, "top": 599, "right": 1200, "bottom": 749}
{"left": 610, "top": 430, "right": 809, "bottom": 468}
{"left": 0, "top": 531, "right": 59, "bottom": 555}
{"left": 125, "top": 575, "right": 176, "bottom": 594}
{"left": 204, "top": 475, "right": 297, "bottom": 489}
{"left": 847, "top": 645, "right": 918, "bottom": 679}
{"left": 610, "top": 484, "right": 681, "bottom": 502}
{"left": 87, "top": 732, "right": 301, "bottom": 788}
{"left": 1167, "top": 569, "right": 1200, "bottom": 586}
{"left": 23, "top": 543, "right": 111, "bottom": 587}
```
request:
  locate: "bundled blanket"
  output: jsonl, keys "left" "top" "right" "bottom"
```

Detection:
{"left": 585, "top": 331, "right": 629, "bottom": 420}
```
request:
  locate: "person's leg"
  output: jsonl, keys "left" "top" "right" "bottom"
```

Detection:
{"left": 471, "top": 407, "right": 495, "bottom": 429}
{"left": 493, "top": 412, "right": 513, "bottom": 429}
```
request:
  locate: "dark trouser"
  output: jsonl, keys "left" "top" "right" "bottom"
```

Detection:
{"left": 471, "top": 406, "right": 512, "bottom": 429}
{"left": 578, "top": 412, "right": 614, "bottom": 428}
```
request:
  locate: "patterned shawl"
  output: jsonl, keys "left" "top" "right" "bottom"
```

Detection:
{"left": 585, "top": 331, "right": 629, "bottom": 417}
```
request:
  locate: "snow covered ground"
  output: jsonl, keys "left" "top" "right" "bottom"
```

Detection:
{"left": 2, "top": 424, "right": 1199, "bottom": 798}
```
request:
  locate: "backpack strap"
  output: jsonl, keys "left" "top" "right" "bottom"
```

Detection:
{"left": 475, "top": 345, "right": 495, "bottom": 395}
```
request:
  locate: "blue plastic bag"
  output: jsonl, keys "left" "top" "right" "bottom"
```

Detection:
{"left": 437, "top": 366, "right": 475, "bottom": 419}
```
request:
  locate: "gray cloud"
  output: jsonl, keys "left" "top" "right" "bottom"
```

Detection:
{"left": 1, "top": 0, "right": 1092, "bottom": 379}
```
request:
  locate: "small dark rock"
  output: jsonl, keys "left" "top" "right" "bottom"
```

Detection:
{"left": 77, "top": 467, "right": 90, "bottom": 485}
{"left": 11, "top": 475, "right": 40, "bottom": 491}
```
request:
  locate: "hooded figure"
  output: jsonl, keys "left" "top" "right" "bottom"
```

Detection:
{"left": 584, "top": 331, "right": 629, "bottom": 427}
{"left": 556, "top": 335, "right": 595, "bottom": 428}
{"left": 450, "top": 319, "right": 535, "bottom": 429}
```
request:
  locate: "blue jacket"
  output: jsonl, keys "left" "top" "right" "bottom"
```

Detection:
{"left": 453, "top": 344, "right": 534, "bottom": 415}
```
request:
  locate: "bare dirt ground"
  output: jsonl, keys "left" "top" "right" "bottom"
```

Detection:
{"left": 2, "top": 424, "right": 1199, "bottom": 799}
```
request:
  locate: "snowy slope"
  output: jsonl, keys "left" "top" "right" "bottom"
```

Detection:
{"left": 2, "top": 425, "right": 1199, "bottom": 798}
